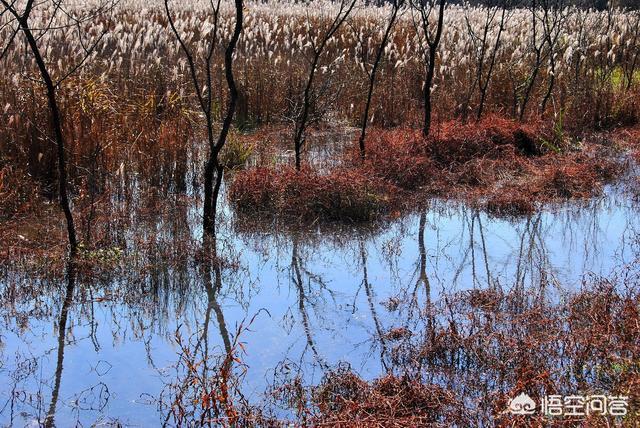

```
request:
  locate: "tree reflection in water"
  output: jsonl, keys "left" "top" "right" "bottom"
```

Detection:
{"left": 0, "top": 195, "right": 639, "bottom": 425}
{"left": 158, "top": 235, "right": 258, "bottom": 426}
{"left": 44, "top": 262, "right": 76, "bottom": 428}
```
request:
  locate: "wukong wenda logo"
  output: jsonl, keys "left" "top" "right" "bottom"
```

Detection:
{"left": 507, "top": 393, "right": 629, "bottom": 417}
{"left": 508, "top": 393, "right": 537, "bottom": 415}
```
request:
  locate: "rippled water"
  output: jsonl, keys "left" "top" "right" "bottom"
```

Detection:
{"left": 1, "top": 183, "right": 638, "bottom": 425}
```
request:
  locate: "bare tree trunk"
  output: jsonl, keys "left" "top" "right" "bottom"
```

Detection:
{"left": 20, "top": 15, "right": 78, "bottom": 255}
{"left": 540, "top": 66, "right": 555, "bottom": 114}
{"left": 293, "top": 0, "right": 356, "bottom": 170}
{"left": 477, "top": 6, "right": 508, "bottom": 121}
{"left": 203, "top": 0, "right": 242, "bottom": 237}
{"left": 293, "top": 54, "right": 321, "bottom": 171}
{"left": 203, "top": 117, "right": 217, "bottom": 235}
{"left": 358, "top": 0, "right": 403, "bottom": 159}
{"left": 165, "top": 0, "right": 234, "bottom": 237}
{"left": 423, "top": 45, "right": 438, "bottom": 136}
{"left": 520, "top": 60, "right": 540, "bottom": 121}
{"left": 3, "top": 0, "right": 113, "bottom": 256}
{"left": 540, "top": 2, "right": 566, "bottom": 115}
{"left": 418, "top": 0, "right": 446, "bottom": 137}
{"left": 519, "top": 0, "right": 545, "bottom": 121}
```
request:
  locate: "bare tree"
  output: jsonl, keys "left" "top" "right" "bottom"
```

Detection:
{"left": 0, "top": 0, "right": 114, "bottom": 256}
{"left": 164, "top": 0, "right": 243, "bottom": 237}
{"left": 461, "top": 1, "right": 512, "bottom": 121}
{"left": 539, "top": 0, "right": 568, "bottom": 114}
{"left": 358, "top": 0, "right": 405, "bottom": 159}
{"left": 411, "top": 0, "right": 446, "bottom": 137}
{"left": 518, "top": 0, "right": 564, "bottom": 120}
{"left": 292, "top": 0, "right": 357, "bottom": 170}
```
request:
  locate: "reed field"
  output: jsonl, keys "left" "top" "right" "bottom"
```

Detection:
{"left": 1, "top": 1, "right": 639, "bottom": 227}
{"left": 1, "top": 0, "right": 640, "bottom": 426}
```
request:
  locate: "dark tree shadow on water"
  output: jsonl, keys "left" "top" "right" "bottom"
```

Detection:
{"left": 43, "top": 261, "right": 76, "bottom": 428}
{"left": 158, "top": 235, "right": 262, "bottom": 427}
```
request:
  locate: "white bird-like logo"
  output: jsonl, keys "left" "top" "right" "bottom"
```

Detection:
{"left": 508, "top": 393, "right": 536, "bottom": 415}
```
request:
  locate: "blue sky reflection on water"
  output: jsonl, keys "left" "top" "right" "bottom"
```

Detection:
{"left": 1, "top": 190, "right": 639, "bottom": 426}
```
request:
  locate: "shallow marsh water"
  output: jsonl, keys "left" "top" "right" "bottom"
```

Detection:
{"left": 1, "top": 178, "right": 639, "bottom": 425}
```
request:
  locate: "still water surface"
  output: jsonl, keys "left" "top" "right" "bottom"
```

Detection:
{"left": 1, "top": 186, "right": 638, "bottom": 425}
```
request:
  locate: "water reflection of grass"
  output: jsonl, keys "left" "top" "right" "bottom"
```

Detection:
{"left": 1, "top": 207, "right": 639, "bottom": 425}
{"left": 1, "top": 158, "right": 640, "bottom": 426}
{"left": 263, "top": 267, "right": 640, "bottom": 426}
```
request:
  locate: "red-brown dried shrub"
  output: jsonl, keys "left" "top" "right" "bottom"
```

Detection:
{"left": 313, "top": 370, "right": 460, "bottom": 427}
{"left": 354, "top": 116, "right": 546, "bottom": 192}
{"left": 229, "top": 167, "right": 280, "bottom": 212}
{"left": 355, "top": 129, "right": 440, "bottom": 191}
{"left": 428, "top": 116, "right": 545, "bottom": 164}
{"left": 228, "top": 166, "right": 397, "bottom": 222}
{"left": 534, "top": 153, "right": 622, "bottom": 199}
{"left": 229, "top": 117, "right": 626, "bottom": 222}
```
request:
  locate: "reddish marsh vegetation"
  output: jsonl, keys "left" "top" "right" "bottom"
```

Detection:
{"left": 255, "top": 267, "right": 640, "bottom": 427}
{"left": 149, "top": 259, "right": 640, "bottom": 427}
{"left": 230, "top": 116, "right": 627, "bottom": 221}
{"left": 2, "top": 0, "right": 640, "bottom": 254}
{"left": 1, "top": 0, "right": 640, "bottom": 425}
{"left": 229, "top": 166, "right": 394, "bottom": 222}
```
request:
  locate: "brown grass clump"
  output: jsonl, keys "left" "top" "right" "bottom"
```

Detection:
{"left": 230, "top": 117, "right": 627, "bottom": 222}
{"left": 547, "top": 164, "right": 600, "bottom": 199}
{"left": 481, "top": 151, "right": 622, "bottom": 216}
{"left": 350, "top": 128, "right": 440, "bottom": 191}
{"left": 430, "top": 116, "right": 546, "bottom": 163}
{"left": 228, "top": 166, "right": 397, "bottom": 222}
{"left": 484, "top": 192, "right": 536, "bottom": 217}
{"left": 347, "top": 117, "right": 545, "bottom": 193}
{"left": 312, "top": 370, "right": 460, "bottom": 427}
